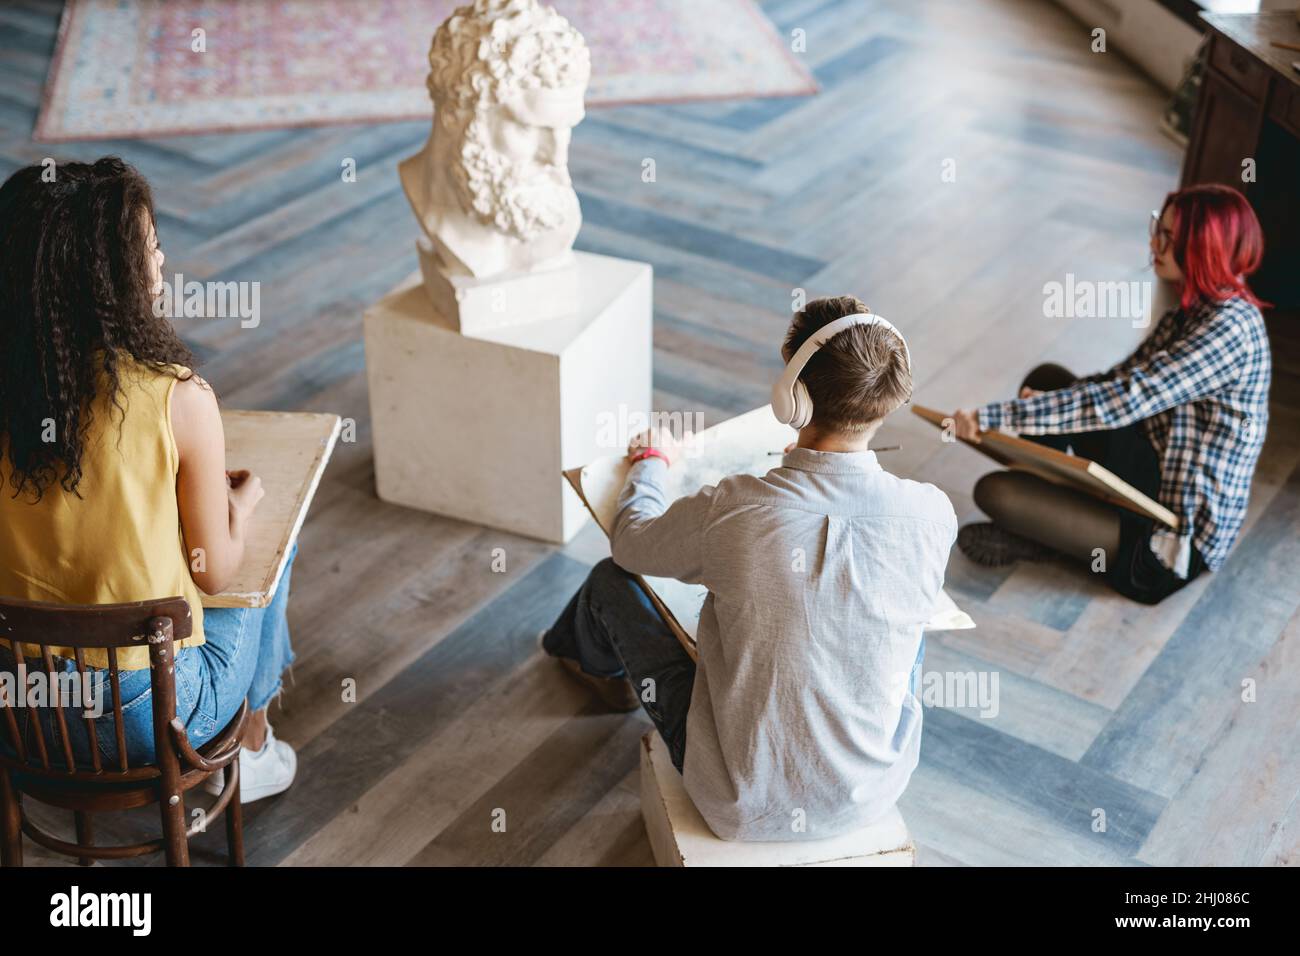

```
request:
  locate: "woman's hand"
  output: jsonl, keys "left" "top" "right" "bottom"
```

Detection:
{"left": 952, "top": 408, "right": 982, "bottom": 443}
{"left": 226, "top": 469, "right": 265, "bottom": 528}
{"left": 953, "top": 390, "right": 1034, "bottom": 442}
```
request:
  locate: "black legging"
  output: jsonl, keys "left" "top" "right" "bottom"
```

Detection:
{"left": 972, "top": 363, "right": 1161, "bottom": 566}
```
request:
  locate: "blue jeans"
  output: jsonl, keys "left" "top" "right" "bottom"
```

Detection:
{"left": 2, "top": 549, "right": 296, "bottom": 768}
{"left": 543, "top": 558, "right": 927, "bottom": 774}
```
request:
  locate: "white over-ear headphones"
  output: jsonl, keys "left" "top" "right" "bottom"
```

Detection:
{"left": 771, "top": 312, "right": 912, "bottom": 429}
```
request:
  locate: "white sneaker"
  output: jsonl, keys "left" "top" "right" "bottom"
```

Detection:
{"left": 203, "top": 723, "right": 297, "bottom": 804}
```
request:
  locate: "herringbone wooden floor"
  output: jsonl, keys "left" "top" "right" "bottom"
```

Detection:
{"left": 4, "top": 0, "right": 1298, "bottom": 866}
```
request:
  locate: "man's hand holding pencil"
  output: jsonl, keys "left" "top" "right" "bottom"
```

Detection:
{"left": 627, "top": 426, "right": 682, "bottom": 467}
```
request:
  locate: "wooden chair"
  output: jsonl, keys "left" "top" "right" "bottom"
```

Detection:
{"left": 0, "top": 595, "right": 248, "bottom": 867}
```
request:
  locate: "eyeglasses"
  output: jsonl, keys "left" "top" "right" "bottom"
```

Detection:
{"left": 1149, "top": 209, "right": 1173, "bottom": 252}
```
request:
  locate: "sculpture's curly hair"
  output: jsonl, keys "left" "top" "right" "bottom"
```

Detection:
{"left": 426, "top": 0, "right": 589, "bottom": 124}
{"left": 0, "top": 157, "right": 194, "bottom": 501}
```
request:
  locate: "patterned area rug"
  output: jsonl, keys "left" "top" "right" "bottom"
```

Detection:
{"left": 35, "top": 0, "right": 817, "bottom": 142}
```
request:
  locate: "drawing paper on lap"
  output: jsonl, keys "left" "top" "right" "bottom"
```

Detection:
{"left": 204, "top": 410, "right": 342, "bottom": 609}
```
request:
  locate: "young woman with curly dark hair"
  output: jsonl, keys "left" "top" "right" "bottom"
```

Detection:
{"left": 0, "top": 157, "right": 297, "bottom": 803}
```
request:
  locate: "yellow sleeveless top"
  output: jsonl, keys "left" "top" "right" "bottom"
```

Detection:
{"left": 0, "top": 358, "right": 206, "bottom": 669}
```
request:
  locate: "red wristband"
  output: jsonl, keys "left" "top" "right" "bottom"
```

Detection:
{"left": 630, "top": 448, "right": 671, "bottom": 466}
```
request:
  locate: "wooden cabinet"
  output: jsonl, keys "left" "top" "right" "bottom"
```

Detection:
{"left": 1184, "top": 62, "right": 1263, "bottom": 187}
{"left": 1208, "top": 30, "right": 1271, "bottom": 100}
{"left": 1269, "top": 77, "right": 1300, "bottom": 138}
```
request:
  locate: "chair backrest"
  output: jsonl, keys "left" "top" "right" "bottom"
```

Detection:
{"left": 0, "top": 595, "right": 191, "bottom": 781}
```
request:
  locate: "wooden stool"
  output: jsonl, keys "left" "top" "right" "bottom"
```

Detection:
{"left": 639, "top": 731, "right": 915, "bottom": 867}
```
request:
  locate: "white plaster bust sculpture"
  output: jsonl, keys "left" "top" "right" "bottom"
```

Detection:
{"left": 400, "top": 0, "right": 591, "bottom": 280}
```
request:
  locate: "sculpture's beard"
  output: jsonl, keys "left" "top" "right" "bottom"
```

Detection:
{"left": 454, "top": 119, "right": 574, "bottom": 242}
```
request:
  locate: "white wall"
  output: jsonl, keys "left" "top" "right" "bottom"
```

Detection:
{"left": 1052, "top": 0, "right": 1203, "bottom": 91}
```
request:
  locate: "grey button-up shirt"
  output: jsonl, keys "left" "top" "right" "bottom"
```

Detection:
{"left": 611, "top": 446, "right": 957, "bottom": 841}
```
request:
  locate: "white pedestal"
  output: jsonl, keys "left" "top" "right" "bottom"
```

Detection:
{"left": 364, "top": 250, "right": 653, "bottom": 543}
{"left": 416, "top": 238, "right": 580, "bottom": 335}
{"left": 639, "top": 732, "right": 916, "bottom": 867}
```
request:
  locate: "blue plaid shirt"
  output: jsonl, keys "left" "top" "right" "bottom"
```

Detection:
{"left": 978, "top": 296, "right": 1271, "bottom": 572}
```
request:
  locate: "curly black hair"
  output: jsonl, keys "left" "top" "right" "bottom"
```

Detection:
{"left": 0, "top": 157, "right": 194, "bottom": 500}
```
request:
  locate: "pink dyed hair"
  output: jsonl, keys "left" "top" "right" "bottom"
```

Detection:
{"left": 1160, "top": 184, "right": 1265, "bottom": 310}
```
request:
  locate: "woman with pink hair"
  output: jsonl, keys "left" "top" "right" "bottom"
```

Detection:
{"left": 953, "top": 184, "right": 1271, "bottom": 605}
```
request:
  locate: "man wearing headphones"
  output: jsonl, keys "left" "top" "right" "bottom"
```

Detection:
{"left": 540, "top": 296, "right": 957, "bottom": 842}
